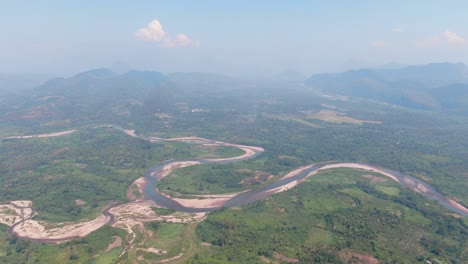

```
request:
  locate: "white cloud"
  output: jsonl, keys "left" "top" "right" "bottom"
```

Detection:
{"left": 175, "top": 34, "right": 193, "bottom": 47}
{"left": 136, "top": 20, "right": 169, "bottom": 42}
{"left": 443, "top": 31, "right": 465, "bottom": 44}
{"left": 371, "top": 41, "right": 386, "bottom": 47}
{"left": 136, "top": 20, "right": 194, "bottom": 47}
{"left": 392, "top": 28, "right": 403, "bottom": 33}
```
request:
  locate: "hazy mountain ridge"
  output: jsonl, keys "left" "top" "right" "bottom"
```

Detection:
{"left": 305, "top": 63, "right": 468, "bottom": 112}
{"left": 0, "top": 69, "right": 169, "bottom": 121}
{"left": 37, "top": 68, "right": 166, "bottom": 96}
{"left": 2, "top": 63, "right": 467, "bottom": 123}
{"left": 1, "top": 69, "right": 239, "bottom": 121}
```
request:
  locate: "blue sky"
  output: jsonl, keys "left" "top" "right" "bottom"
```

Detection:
{"left": 1, "top": 1, "right": 467, "bottom": 76}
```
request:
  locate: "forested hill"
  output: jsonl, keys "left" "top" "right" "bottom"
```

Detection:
{"left": 0, "top": 68, "right": 241, "bottom": 123}
{"left": 305, "top": 62, "right": 468, "bottom": 112}
{"left": 36, "top": 68, "right": 167, "bottom": 100}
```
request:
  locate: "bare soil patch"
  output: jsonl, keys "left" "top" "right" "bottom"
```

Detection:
{"left": 155, "top": 113, "right": 172, "bottom": 119}
{"left": 241, "top": 172, "right": 274, "bottom": 186}
{"left": 127, "top": 177, "right": 146, "bottom": 201}
{"left": 74, "top": 199, "right": 87, "bottom": 206}
{"left": 105, "top": 236, "right": 122, "bottom": 252}
{"left": 138, "top": 247, "right": 167, "bottom": 255}
{"left": 127, "top": 183, "right": 138, "bottom": 201}
{"left": 339, "top": 250, "right": 379, "bottom": 264}
{"left": 403, "top": 178, "right": 430, "bottom": 195}
{"left": 123, "top": 129, "right": 137, "bottom": 137}
{"left": 273, "top": 251, "right": 299, "bottom": 263}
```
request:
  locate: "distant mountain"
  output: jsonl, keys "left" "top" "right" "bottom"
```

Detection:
{"left": 375, "top": 62, "right": 468, "bottom": 86}
{"left": 11, "top": 68, "right": 171, "bottom": 120}
{"left": 305, "top": 63, "right": 468, "bottom": 112}
{"left": 2, "top": 69, "right": 246, "bottom": 122}
{"left": 430, "top": 83, "right": 468, "bottom": 110}
{"left": 36, "top": 69, "right": 166, "bottom": 100}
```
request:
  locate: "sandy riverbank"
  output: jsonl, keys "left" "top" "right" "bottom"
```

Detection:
{"left": 13, "top": 214, "right": 109, "bottom": 241}
{"left": 3, "top": 130, "right": 76, "bottom": 139}
{"left": 310, "top": 163, "right": 400, "bottom": 182}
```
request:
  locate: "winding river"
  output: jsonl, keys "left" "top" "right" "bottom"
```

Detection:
{"left": 2, "top": 125, "right": 467, "bottom": 244}
{"left": 142, "top": 156, "right": 468, "bottom": 216}
{"left": 115, "top": 126, "right": 467, "bottom": 217}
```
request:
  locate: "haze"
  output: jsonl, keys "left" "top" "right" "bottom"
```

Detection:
{"left": 1, "top": 1, "right": 468, "bottom": 76}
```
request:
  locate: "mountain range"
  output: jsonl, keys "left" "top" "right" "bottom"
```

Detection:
{"left": 305, "top": 62, "right": 468, "bottom": 112}
{"left": 1, "top": 62, "right": 467, "bottom": 123}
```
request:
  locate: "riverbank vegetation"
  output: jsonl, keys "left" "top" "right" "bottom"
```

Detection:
{"left": 188, "top": 169, "right": 467, "bottom": 263}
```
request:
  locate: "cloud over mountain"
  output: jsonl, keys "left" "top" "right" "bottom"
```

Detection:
{"left": 136, "top": 20, "right": 194, "bottom": 47}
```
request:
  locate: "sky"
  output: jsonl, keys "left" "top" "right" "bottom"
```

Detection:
{"left": 1, "top": 1, "right": 468, "bottom": 76}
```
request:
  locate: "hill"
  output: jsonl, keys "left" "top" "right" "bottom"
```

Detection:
{"left": 305, "top": 63, "right": 468, "bottom": 112}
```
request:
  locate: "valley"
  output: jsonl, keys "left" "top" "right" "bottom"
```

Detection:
{"left": 0, "top": 65, "right": 467, "bottom": 263}
{"left": 3, "top": 2, "right": 468, "bottom": 263}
